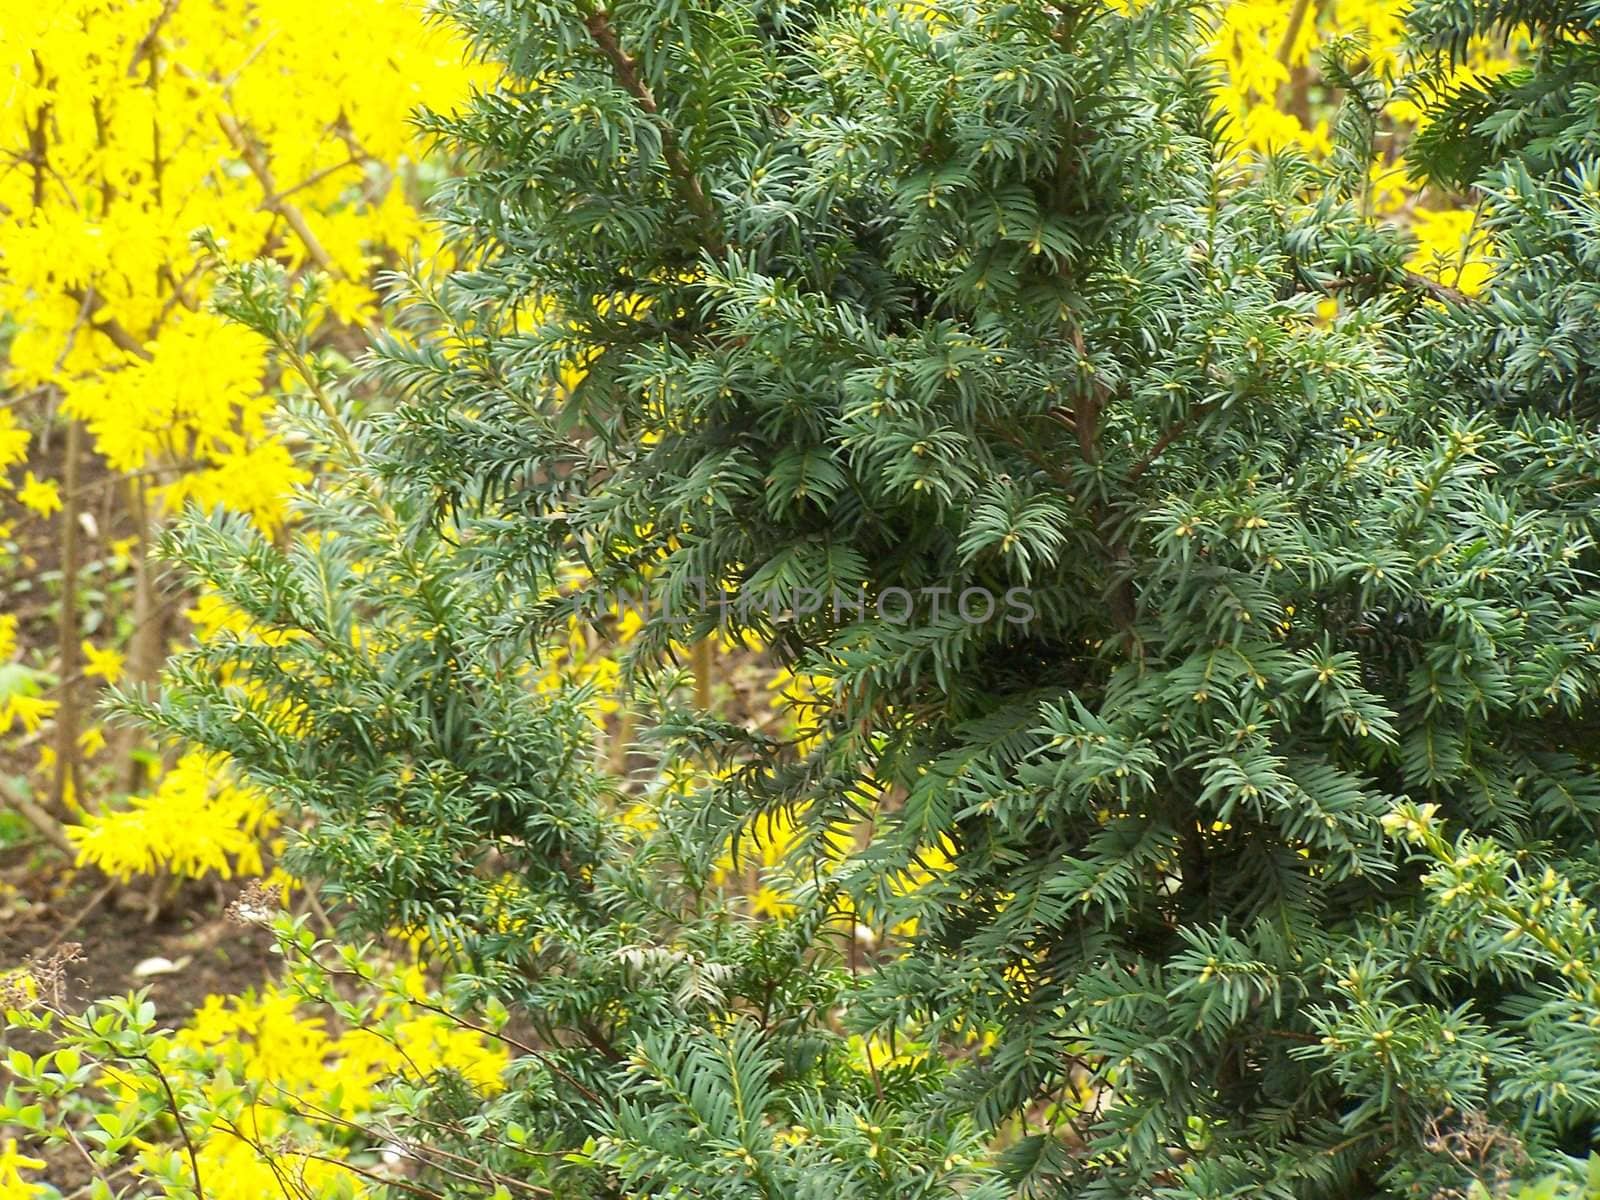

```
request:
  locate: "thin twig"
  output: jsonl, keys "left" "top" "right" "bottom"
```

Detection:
{"left": 273, "top": 153, "right": 370, "bottom": 204}
{"left": 1324, "top": 269, "right": 1472, "bottom": 307}
{"left": 42, "top": 878, "right": 116, "bottom": 952}
{"left": 1128, "top": 400, "right": 1220, "bottom": 483}
{"left": 64, "top": 287, "right": 155, "bottom": 361}
{"left": 142, "top": 1053, "right": 206, "bottom": 1199}
{"left": 0, "top": 774, "right": 75, "bottom": 855}
{"left": 213, "top": 103, "right": 338, "bottom": 273}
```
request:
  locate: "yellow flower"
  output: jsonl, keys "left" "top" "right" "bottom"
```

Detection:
{"left": 750, "top": 885, "right": 797, "bottom": 919}
{"left": 0, "top": 1137, "right": 46, "bottom": 1197}
{"left": 324, "top": 277, "right": 377, "bottom": 326}
{"left": 15, "top": 472, "right": 61, "bottom": 518}
{"left": 0, "top": 615, "right": 16, "bottom": 660}
{"left": 2, "top": 693, "right": 58, "bottom": 735}
{"left": 81, "top": 639, "right": 125, "bottom": 683}
{"left": 68, "top": 752, "right": 277, "bottom": 880}
{"left": 108, "top": 535, "right": 140, "bottom": 567}
{"left": 0, "top": 412, "right": 28, "bottom": 471}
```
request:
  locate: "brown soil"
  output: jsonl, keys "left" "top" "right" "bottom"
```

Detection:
{"left": 0, "top": 858, "right": 277, "bottom": 1017}
{"left": 0, "top": 852, "right": 279, "bottom": 1191}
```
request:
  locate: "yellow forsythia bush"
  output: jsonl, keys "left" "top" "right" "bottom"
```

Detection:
{"left": 0, "top": 0, "right": 474, "bottom": 513}
{"left": 0, "top": 0, "right": 481, "bottom": 862}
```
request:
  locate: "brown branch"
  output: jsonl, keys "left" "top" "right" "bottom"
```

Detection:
{"left": 1401, "top": 268, "right": 1472, "bottom": 307}
{"left": 980, "top": 415, "right": 1077, "bottom": 491}
{"left": 59, "top": 1125, "right": 135, "bottom": 1199}
{"left": 127, "top": 0, "right": 181, "bottom": 77}
{"left": 27, "top": 56, "right": 51, "bottom": 211}
{"left": 1276, "top": 0, "right": 1315, "bottom": 68}
{"left": 578, "top": 1016, "right": 626, "bottom": 1064}
{"left": 581, "top": 6, "right": 725, "bottom": 256}
{"left": 1324, "top": 269, "right": 1473, "bottom": 308}
{"left": 1065, "top": 319, "right": 1138, "bottom": 630}
{"left": 46, "top": 282, "right": 100, "bottom": 820}
{"left": 691, "top": 637, "right": 715, "bottom": 711}
{"left": 1068, "top": 323, "right": 1104, "bottom": 466}
{"left": 115, "top": 476, "right": 168, "bottom": 793}
{"left": 154, "top": 262, "right": 205, "bottom": 327}
{"left": 53, "top": 414, "right": 83, "bottom": 811}
{"left": 1260, "top": 1028, "right": 1322, "bottom": 1044}
{"left": 213, "top": 105, "right": 337, "bottom": 273}
{"left": 1128, "top": 399, "right": 1220, "bottom": 483}
{"left": 0, "top": 774, "right": 75, "bottom": 855}
{"left": 64, "top": 286, "right": 155, "bottom": 361}
{"left": 90, "top": 97, "right": 117, "bottom": 212}
{"left": 145, "top": 15, "right": 166, "bottom": 212}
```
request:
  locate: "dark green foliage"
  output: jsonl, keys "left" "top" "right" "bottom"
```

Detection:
{"left": 1407, "top": 0, "right": 1600, "bottom": 417}
{"left": 1407, "top": 0, "right": 1600, "bottom": 189}
{"left": 134, "top": 1, "right": 1600, "bottom": 1197}
{"left": 130, "top": 255, "right": 1007, "bottom": 1199}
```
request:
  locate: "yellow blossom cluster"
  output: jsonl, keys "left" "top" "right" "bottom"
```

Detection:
{"left": 0, "top": 0, "right": 483, "bottom": 867}
{"left": 67, "top": 750, "right": 278, "bottom": 880}
{"left": 0, "top": 0, "right": 478, "bottom": 515}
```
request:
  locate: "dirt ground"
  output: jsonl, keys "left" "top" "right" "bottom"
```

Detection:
{"left": 0, "top": 850, "right": 279, "bottom": 1053}
{"left": 1, "top": 851, "right": 276, "bottom": 1019}
{"left": 0, "top": 848, "right": 278, "bottom": 1191}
